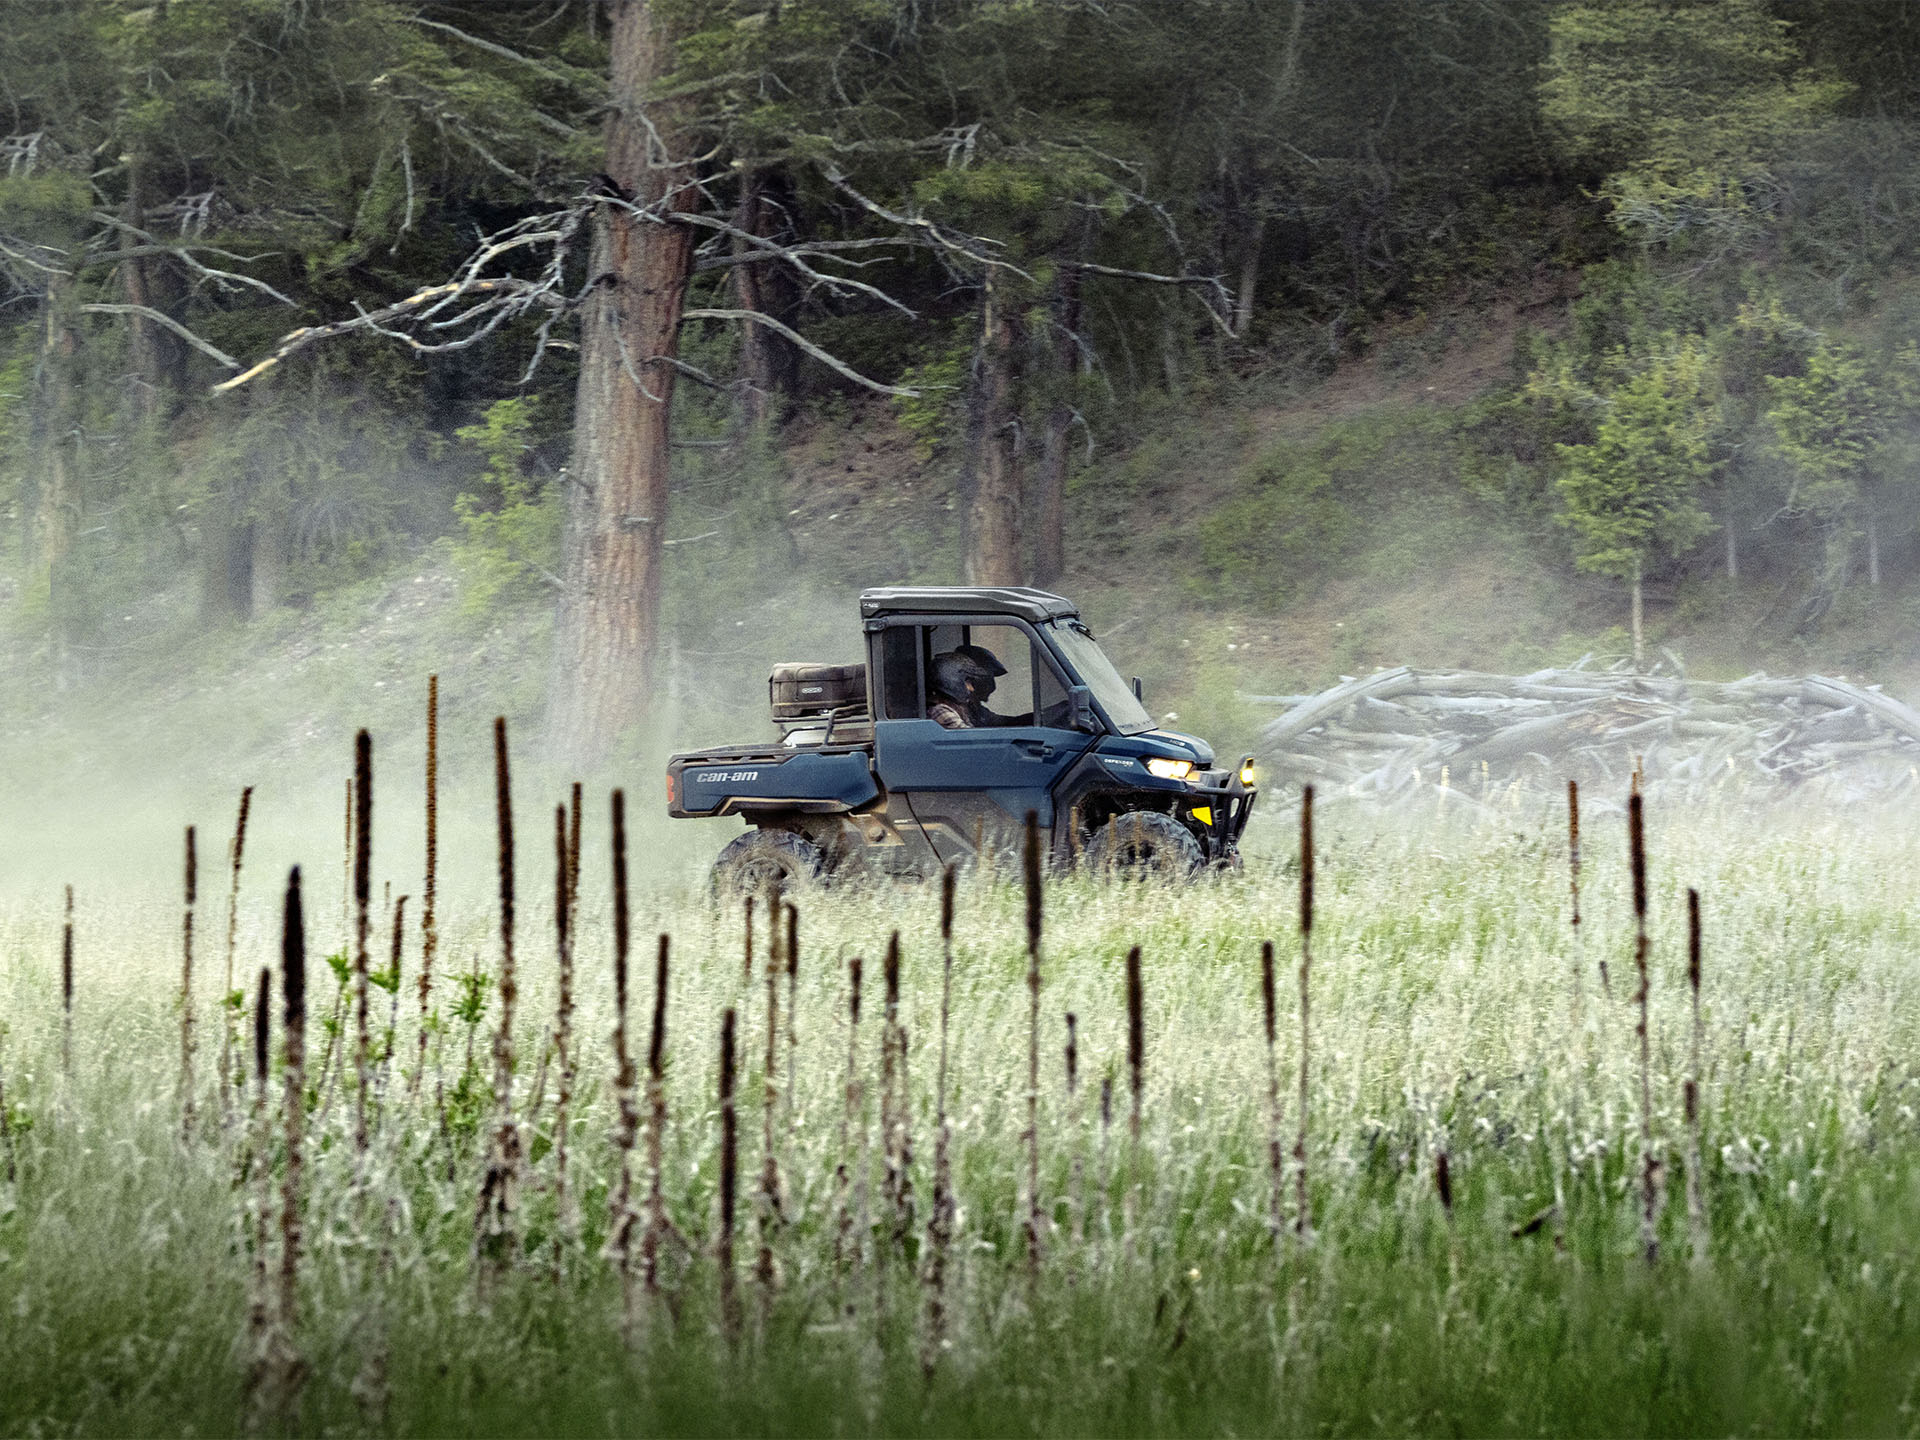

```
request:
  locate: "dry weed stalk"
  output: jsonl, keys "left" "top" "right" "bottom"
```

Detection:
{"left": 0, "top": 1028, "right": 16, "bottom": 1187}
{"left": 1022, "top": 809, "right": 1044, "bottom": 1284}
{"left": 1123, "top": 943, "right": 1144, "bottom": 1246}
{"left": 180, "top": 825, "right": 198, "bottom": 1143}
{"left": 558, "top": 784, "right": 581, "bottom": 1237}
{"left": 923, "top": 866, "right": 958, "bottom": 1374}
{"left": 1096, "top": 1074, "right": 1113, "bottom": 1246}
{"left": 220, "top": 785, "right": 254, "bottom": 1119}
{"left": 1570, "top": 779, "right": 1600, "bottom": 999}
{"left": 413, "top": 674, "right": 438, "bottom": 1099}
{"left": 1629, "top": 790, "right": 1660, "bottom": 1265}
{"left": 476, "top": 716, "right": 522, "bottom": 1275}
{"left": 1435, "top": 1149, "right": 1458, "bottom": 1283}
{"left": 742, "top": 894, "right": 754, "bottom": 983}
{"left": 61, "top": 885, "right": 73, "bottom": 1084}
{"left": 242, "top": 964, "right": 271, "bottom": 1414}
{"left": 352, "top": 731, "right": 373, "bottom": 1169}
{"left": 718, "top": 1006, "right": 741, "bottom": 1345}
{"left": 342, "top": 776, "right": 353, "bottom": 953}
{"left": 1295, "top": 785, "right": 1314, "bottom": 1240}
{"left": 378, "top": 898, "right": 407, "bottom": 1108}
{"left": 785, "top": 903, "right": 799, "bottom": 1140}
{"left": 260, "top": 868, "right": 310, "bottom": 1425}
{"left": 1261, "top": 939, "right": 1283, "bottom": 1251}
{"left": 833, "top": 956, "right": 865, "bottom": 1306}
{"left": 604, "top": 790, "right": 642, "bottom": 1345}
{"left": 1064, "top": 1012, "right": 1083, "bottom": 1252}
{"left": 882, "top": 931, "right": 915, "bottom": 1255}
{"left": 552, "top": 803, "right": 576, "bottom": 1249}
{"left": 1685, "top": 887, "right": 1708, "bottom": 1265}
{"left": 642, "top": 934, "right": 674, "bottom": 1310}
{"left": 756, "top": 895, "right": 786, "bottom": 1328}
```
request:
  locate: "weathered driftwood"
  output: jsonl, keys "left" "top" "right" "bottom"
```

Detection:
{"left": 1247, "top": 663, "right": 1920, "bottom": 804}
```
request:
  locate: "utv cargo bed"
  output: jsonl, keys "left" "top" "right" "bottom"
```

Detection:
{"left": 668, "top": 745, "right": 878, "bottom": 819}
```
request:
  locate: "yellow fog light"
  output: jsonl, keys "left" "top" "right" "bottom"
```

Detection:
{"left": 1192, "top": 806, "right": 1214, "bottom": 827}
{"left": 1239, "top": 761, "right": 1257, "bottom": 788}
{"left": 1144, "top": 757, "right": 1195, "bottom": 781}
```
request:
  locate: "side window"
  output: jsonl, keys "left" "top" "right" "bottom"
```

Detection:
{"left": 880, "top": 626, "right": 922, "bottom": 719}
{"left": 962, "top": 623, "right": 1037, "bottom": 722}
{"left": 1035, "top": 645, "right": 1068, "bottom": 724}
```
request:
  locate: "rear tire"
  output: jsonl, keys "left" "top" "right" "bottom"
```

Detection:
{"left": 711, "top": 828, "right": 826, "bottom": 895}
{"left": 1084, "top": 810, "right": 1203, "bottom": 881}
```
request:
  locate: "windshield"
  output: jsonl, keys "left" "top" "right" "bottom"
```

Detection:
{"left": 1046, "top": 621, "right": 1155, "bottom": 734}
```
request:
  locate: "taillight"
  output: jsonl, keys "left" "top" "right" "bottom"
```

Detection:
{"left": 666, "top": 771, "right": 678, "bottom": 807}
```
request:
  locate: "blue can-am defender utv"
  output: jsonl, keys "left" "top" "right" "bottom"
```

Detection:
{"left": 667, "top": 586, "right": 1257, "bottom": 889}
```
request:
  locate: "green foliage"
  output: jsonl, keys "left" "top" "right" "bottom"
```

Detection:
{"left": 450, "top": 398, "right": 562, "bottom": 617}
{"left": 1544, "top": 0, "right": 1849, "bottom": 245}
{"left": 1766, "top": 340, "right": 1895, "bottom": 523}
{"left": 1194, "top": 410, "right": 1457, "bottom": 605}
{"left": 451, "top": 969, "right": 490, "bottom": 1028}
{"left": 1549, "top": 336, "right": 1716, "bottom": 581}
{"left": 892, "top": 341, "right": 971, "bottom": 461}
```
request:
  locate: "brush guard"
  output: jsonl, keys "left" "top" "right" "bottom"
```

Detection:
{"left": 1185, "top": 753, "right": 1257, "bottom": 865}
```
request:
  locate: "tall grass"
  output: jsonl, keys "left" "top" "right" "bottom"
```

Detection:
{"left": 2, "top": 789, "right": 1919, "bottom": 1435}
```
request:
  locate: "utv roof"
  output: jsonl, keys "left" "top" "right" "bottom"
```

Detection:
{"left": 858, "top": 585, "right": 1080, "bottom": 624}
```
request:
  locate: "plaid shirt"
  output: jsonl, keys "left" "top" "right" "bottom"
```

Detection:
{"left": 928, "top": 699, "right": 973, "bottom": 729}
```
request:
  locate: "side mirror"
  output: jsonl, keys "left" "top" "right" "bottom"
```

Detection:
{"left": 1068, "top": 685, "right": 1096, "bottom": 731}
{"left": 1131, "top": 676, "right": 1144, "bottom": 703}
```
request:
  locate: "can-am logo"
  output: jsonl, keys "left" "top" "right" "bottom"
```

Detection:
{"left": 696, "top": 769, "right": 762, "bottom": 784}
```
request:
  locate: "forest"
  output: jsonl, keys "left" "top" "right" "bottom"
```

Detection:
{"left": 4, "top": 0, "right": 1920, "bottom": 768}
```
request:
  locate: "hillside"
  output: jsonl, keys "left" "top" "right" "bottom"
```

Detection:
{"left": 5, "top": 280, "right": 1916, "bottom": 895}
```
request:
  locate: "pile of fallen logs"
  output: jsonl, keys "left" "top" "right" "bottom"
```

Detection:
{"left": 1247, "top": 659, "right": 1920, "bottom": 805}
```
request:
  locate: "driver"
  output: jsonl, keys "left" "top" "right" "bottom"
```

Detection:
{"left": 928, "top": 645, "right": 1031, "bottom": 728}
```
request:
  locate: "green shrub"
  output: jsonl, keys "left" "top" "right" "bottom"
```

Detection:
{"left": 449, "top": 397, "right": 562, "bottom": 617}
{"left": 1193, "top": 409, "right": 1457, "bottom": 607}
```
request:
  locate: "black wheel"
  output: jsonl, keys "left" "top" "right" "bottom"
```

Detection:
{"left": 1084, "top": 811, "right": 1203, "bottom": 881}
{"left": 711, "top": 828, "right": 826, "bottom": 895}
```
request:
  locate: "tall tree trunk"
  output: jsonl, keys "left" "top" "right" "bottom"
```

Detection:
{"left": 734, "top": 169, "right": 798, "bottom": 428}
{"left": 200, "top": 498, "right": 250, "bottom": 624}
{"left": 1725, "top": 521, "right": 1738, "bottom": 582}
{"left": 1867, "top": 514, "right": 1881, "bottom": 587}
{"left": 123, "top": 156, "right": 186, "bottom": 413}
{"left": 550, "top": 0, "right": 697, "bottom": 763}
{"left": 250, "top": 516, "right": 281, "bottom": 617}
{"left": 1232, "top": 215, "right": 1263, "bottom": 339}
{"left": 1032, "top": 255, "right": 1084, "bottom": 590}
{"left": 1630, "top": 555, "right": 1645, "bottom": 670}
{"left": 964, "top": 274, "right": 1023, "bottom": 586}
{"left": 27, "top": 270, "right": 78, "bottom": 589}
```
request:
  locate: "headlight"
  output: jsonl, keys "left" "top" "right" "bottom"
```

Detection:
{"left": 1239, "top": 761, "right": 1257, "bottom": 788}
{"left": 1144, "top": 757, "right": 1195, "bottom": 782}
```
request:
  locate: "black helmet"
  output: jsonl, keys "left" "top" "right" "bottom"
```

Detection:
{"left": 932, "top": 648, "right": 1002, "bottom": 703}
{"left": 953, "top": 643, "right": 1007, "bottom": 677}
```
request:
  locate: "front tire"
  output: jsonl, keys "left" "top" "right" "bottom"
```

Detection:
{"left": 1084, "top": 811, "right": 1203, "bottom": 881}
{"left": 711, "top": 828, "right": 826, "bottom": 895}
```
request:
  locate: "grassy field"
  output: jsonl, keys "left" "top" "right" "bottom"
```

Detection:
{"left": 1, "top": 788, "right": 1918, "bottom": 1437}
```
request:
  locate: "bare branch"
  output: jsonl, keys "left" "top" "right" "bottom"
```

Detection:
{"left": 406, "top": 17, "right": 597, "bottom": 89}
{"left": 86, "top": 214, "right": 298, "bottom": 307}
{"left": 0, "top": 232, "right": 70, "bottom": 277}
{"left": 682, "top": 307, "right": 920, "bottom": 397}
{"left": 213, "top": 276, "right": 563, "bottom": 394}
{"left": 79, "top": 303, "right": 240, "bottom": 368}
{"left": 1066, "top": 259, "right": 1232, "bottom": 327}
{"left": 822, "top": 167, "right": 1035, "bottom": 283}
{"left": 660, "top": 207, "right": 916, "bottom": 316}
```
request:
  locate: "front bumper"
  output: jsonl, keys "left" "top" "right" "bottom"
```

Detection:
{"left": 1183, "top": 753, "right": 1257, "bottom": 862}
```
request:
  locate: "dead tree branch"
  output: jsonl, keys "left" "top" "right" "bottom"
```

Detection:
{"left": 79, "top": 303, "right": 240, "bottom": 369}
